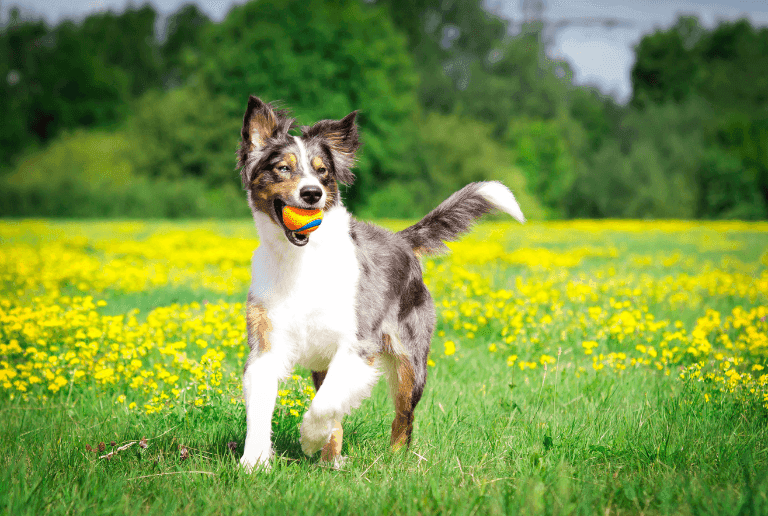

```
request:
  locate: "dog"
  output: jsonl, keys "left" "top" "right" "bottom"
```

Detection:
{"left": 237, "top": 96, "right": 525, "bottom": 471}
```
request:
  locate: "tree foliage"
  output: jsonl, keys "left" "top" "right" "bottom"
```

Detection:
{"left": 127, "top": 87, "right": 240, "bottom": 188}
{"left": 0, "top": 4, "right": 170, "bottom": 167}
{"left": 376, "top": 0, "right": 508, "bottom": 112}
{"left": 189, "top": 0, "right": 420, "bottom": 212}
{"left": 0, "top": 13, "right": 129, "bottom": 163}
{"left": 0, "top": 129, "right": 247, "bottom": 218}
{"left": 1, "top": 2, "right": 766, "bottom": 219}
{"left": 633, "top": 17, "right": 768, "bottom": 113}
{"left": 628, "top": 15, "right": 768, "bottom": 218}
{"left": 161, "top": 3, "right": 211, "bottom": 87}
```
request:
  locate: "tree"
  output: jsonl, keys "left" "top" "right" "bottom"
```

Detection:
{"left": 0, "top": 4, "right": 167, "bottom": 168}
{"left": 78, "top": 4, "right": 163, "bottom": 97}
{"left": 505, "top": 115, "right": 577, "bottom": 216}
{"left": 126, "top": 87, "right": 241, "bottom": 188}
{"left": 707, "top": 114, "right": 768, "bottom": 218}
{"left": 631, "top": 16, "right": 703, "bottom": 108}
{"left": 696, "top": 20, "right": 768, "bottom": 113}
{"left": 376, "top": 0, "right": 508, "bottom": 112}
{"left": 630, "top": 16, "right": 768, "bottom": 218}
{"left": 161, "top": 3, "right": 211, "bottom": 87}
{"left": 632, "top": 15, "right": 768, "bottom": 113}
{"left": 456, "top": 32, "right": 574, "bottom": 135}
{"left": 0, "top": 13, "right": 129, "bottom": 165}
{"left": 191, "top": 0, "right": 420, "bottom": 213}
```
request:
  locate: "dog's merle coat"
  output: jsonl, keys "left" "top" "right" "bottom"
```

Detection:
{"left": 238, "top": 96, "right": 525, "bottom": 471}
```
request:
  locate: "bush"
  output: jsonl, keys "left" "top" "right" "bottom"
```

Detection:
{"left": 358, "top": 112, "right": 545, "bottom": 219}
{"left": 127, "top": 88, "right": 241, "bottom": 188}
{"left": 0, "top": 129, "right": 249, "bottom": 218}
{"left": 506, "top": 116, "right": 578, "bottom": 217}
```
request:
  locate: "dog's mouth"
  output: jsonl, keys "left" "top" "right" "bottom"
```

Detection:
{"left": 273, "top": 199, "right": 311, "bottom": 247}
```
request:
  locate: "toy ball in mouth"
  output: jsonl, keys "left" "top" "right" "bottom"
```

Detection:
{"left": 282, "top": 206, "right": 323, "bottom": 234}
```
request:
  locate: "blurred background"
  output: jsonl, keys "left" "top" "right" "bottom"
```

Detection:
{"left": 1, "top": 0, "right": 766, "bottom": 219}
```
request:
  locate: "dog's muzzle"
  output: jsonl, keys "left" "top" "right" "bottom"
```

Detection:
{"left": 274, "top": 198, "right": 314, "bottom": 247}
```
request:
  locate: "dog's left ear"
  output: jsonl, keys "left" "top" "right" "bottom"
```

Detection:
{"left": 304, "top": 111, "right": 360, "bottom": 185}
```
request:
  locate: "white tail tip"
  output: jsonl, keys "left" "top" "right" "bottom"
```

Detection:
{"left": 477, "top": 181, "right": 526, "bottom": 223}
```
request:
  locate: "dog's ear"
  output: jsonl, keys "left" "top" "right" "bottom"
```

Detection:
{"left": 241, "top": 96, "right": 282, "bottom": 152}
{"left": 304, "top": 111, "right": 360, "bottom": 185}
{"left": 238, "top": 96, "right": 293, "bottom": 185}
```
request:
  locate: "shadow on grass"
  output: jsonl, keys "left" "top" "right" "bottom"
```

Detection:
{"left": 159, "top": 402, "right": 319, "bottom": 468}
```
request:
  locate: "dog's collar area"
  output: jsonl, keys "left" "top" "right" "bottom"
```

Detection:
{"left": 273, "top": 198, "right": 311, "bottom": 247}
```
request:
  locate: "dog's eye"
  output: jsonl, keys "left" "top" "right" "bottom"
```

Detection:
{"left": 276, "top": 165, "right": 290, "bottom": 173}
{"left": 317, "top": 167, "right": 327, "bottom": 175}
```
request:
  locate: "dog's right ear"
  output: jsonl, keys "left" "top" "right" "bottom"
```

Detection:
{"left": 238, "top": 96, "right": 292, "bottom": 186}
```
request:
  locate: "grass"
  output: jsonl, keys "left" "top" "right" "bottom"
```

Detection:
{"left": 1, "top": 219, "right": 767, "bottom": 515}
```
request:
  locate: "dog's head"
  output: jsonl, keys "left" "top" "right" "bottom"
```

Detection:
{"left": 238, "top": 96, "right": 360, "bottom": 247}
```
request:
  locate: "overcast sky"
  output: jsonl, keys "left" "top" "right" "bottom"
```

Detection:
{"left": 5, "top": 0, "right": 768, "bottom": 103}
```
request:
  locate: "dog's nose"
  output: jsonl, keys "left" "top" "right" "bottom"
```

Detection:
{"left": 300, "top": 185, "right": 323, "bottom": 205}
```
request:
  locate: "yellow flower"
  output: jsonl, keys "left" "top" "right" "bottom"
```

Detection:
{"left": 94, "top": 368, "right": 114, "bottom": 381}
{"left": 540, "top": 354, "right": 556, "bottom": 365}
{"left": 48, "top": 376, "right": 68, "bottom": 392}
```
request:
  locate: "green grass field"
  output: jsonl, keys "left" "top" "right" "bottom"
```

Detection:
{"left": 1, "top": 220, "right": 767, "bottom": 515}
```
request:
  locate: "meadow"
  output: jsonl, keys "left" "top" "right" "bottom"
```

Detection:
{"left": 1, "top": 219, "right": 767, "bottom": 515}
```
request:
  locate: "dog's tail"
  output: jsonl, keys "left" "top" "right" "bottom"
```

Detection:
{"left": 397, "top": 181, "right": 525, "bottom": 256}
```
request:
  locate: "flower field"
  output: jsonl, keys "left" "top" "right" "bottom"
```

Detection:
{"left": 1, "top": 219, "right": 767, "bottom": 514}
{"left": 2, "top": 220, "right": 766, "bottom": 415}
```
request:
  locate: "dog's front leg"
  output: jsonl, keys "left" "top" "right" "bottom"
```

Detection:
{"left": 300, "top": 348, "right": 379, "bottom": 456}
{"left": 241, "top": 353, "right": 283, "bottom": 472}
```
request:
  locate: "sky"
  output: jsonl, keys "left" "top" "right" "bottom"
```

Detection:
{"left": 5, "top": 0, "right": 768, "bottom": 103}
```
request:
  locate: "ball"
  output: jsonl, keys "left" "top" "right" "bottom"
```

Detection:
{"left": 282, "top": 206, "right": 323, "bottom": 234}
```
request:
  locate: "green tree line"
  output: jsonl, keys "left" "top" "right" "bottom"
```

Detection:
{"left": 0, "top": 1, "right": 765, "bottom": 219}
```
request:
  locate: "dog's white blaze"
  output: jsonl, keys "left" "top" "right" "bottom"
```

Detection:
{"left": 477, "top": 181, "right": 526, "bottom": 223}
{"left": 293, "top": 136, "right": 309, "bottom": 171}
{"left": 242, "top": 205, "right": 375, "bottom": 468}
{"left": 289, "top": 135, "right": 326, "bottom": 207}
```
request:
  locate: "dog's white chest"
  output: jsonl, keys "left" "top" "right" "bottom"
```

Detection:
{"left": 249, "top": 208, "right": 359, "bottom": 369}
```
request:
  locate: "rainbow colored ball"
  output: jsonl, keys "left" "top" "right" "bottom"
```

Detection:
{"left": 282, "top": 206, "right": 323, "bottom": 234}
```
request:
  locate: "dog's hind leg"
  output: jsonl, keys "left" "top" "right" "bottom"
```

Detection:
{"left": 383, "top": 333, "right": 428, "bottom": 451}
{"left": 301, "top": 348, "right": 379, "bottom": 457}
{"left": 311, "top": 370, "right": 344, "bottom": 464}
{"left": 384, "top": 286, "right": 433, "bottom": 450}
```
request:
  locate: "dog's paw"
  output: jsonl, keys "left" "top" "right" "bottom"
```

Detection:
{"left": 239, "top": 450, "right": 273, "bottom": 473}
{"left": 320, "top": 455, "right": 348, "bottom": 471}
{"left": 300, "top": 413, "right": 332, "bottom": 456}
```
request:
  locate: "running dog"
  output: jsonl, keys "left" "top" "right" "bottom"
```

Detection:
{"left": 237, "top": 96, "right": 525, "bottom": 471}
